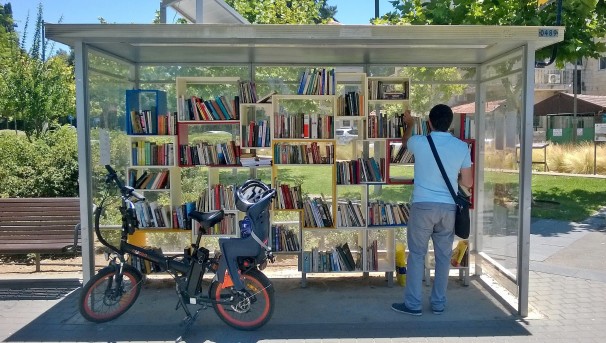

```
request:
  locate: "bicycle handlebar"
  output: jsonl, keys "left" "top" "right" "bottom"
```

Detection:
{"left": 104, "top": 165, "right": 145, "bottom": 201}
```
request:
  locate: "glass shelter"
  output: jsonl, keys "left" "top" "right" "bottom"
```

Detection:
{"left": 46, "top": 23, "right": 563, "bottom": 317}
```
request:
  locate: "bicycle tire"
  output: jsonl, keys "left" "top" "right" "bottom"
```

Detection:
{"left": 79, "top": 264, "right": 143, "bottom": 323}
{"left": 210, "top": 268, "right": 274, "bottom": 330}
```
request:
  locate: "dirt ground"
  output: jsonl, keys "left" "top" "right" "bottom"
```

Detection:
{"left": 0, "top": 253, "right": 299, "bottom": 278}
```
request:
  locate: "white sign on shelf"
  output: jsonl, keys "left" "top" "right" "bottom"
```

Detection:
{"left": 595, "top": 123, "right": 606, "bottom": 142}
{"left": 577, "top": 128, "right": 584, "bottom": 136}
{"left": 99, "top": 129, "right": 111, "bottom": 165}
{"left": 552, "top": 128, "right": 562, "bottom": 137}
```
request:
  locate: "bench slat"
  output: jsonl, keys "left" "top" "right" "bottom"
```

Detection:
{"left": 0, "top": 197, "right": 79, "bottom": 203}
{"left": 0, "top": 198, "right": 80, "bottom": 257}
{"left": 0, "top": 221, "right": 79, "bottom": 227}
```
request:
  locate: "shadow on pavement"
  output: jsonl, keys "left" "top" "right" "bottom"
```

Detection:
{"left": 0, "top": 279, "right": 81, "bottom": 301}
{"left": 5, "top": 275, "right": 531, "bottom": 342}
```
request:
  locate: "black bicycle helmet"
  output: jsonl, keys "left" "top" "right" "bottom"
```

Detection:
{"left": 235, "top": 179, "right": 270, "bottom": 212}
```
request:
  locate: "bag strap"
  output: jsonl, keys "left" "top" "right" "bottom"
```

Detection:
{"left": 427, "top": 135, "right": 458, "bottom": 203}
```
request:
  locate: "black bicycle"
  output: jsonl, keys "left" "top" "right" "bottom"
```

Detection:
{"left": 79, "top": 165, "right": 276, "bottom": 334}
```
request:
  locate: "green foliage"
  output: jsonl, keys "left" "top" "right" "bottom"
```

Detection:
{"left": 225, "top": 0, "right": 333, "bottom": 23}
{"left": 0, "top": 126, "right": 78, "bottom": 198}
{"left": 0, "top": 3, "right": 76, "bottom": 139}
{"left": 377, "top": 0, "right": 606, "bottom": 68}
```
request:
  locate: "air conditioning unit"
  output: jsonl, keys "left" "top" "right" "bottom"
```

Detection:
{"left": 547, "top": 73, "right": 561, "bottom": 84}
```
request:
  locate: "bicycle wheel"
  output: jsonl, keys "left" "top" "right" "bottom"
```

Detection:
{"left": 79, "top": 264, "right": 143, "bottom": 323}
{"left": 210, "top": 268, "right": 274, "bottom": 330}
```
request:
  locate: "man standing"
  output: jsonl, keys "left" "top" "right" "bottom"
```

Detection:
{"left": 391, "top": 104, "right": 473, "bottom": 316}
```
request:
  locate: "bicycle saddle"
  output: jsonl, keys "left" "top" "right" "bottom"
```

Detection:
{"left": 189, "top": 210, "right": 224, "bottom": 228}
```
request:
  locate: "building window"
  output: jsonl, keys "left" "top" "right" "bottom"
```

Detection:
{"left": 600, "top": 57, "right": 606, "bottom": 70}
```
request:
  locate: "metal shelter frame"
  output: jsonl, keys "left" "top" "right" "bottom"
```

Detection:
{"left": 45, "top": 23, "right": 564, "bottom": 317}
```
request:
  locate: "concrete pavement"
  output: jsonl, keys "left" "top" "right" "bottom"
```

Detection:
{"left": 1, "top": 209, "right": 605, "bottom": 342}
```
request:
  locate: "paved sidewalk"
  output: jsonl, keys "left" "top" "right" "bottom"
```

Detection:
{"left": 1, "top": 210, "right": 605, "bottom": 342}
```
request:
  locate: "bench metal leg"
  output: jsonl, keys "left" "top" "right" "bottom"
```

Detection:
{"left": 35, "top": 253, "right": 40, "bottom": 272}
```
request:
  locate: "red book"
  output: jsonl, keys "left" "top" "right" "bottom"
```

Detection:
{"left": 248, "top": 121, "right": 255, "bottom": 147}
{"left": 172, "top": 210, "right": 178, "bottom": 228}
{"left": 214, "top": 185, "right": 221, "bottom": 210}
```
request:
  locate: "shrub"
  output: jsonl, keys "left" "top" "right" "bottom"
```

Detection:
{"left": 0, "top": 126, "right": 78, "bottom": 197}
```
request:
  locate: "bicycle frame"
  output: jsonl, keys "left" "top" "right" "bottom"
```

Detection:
{"left": 93, "top": 200, "right": 242, "bottom": 307}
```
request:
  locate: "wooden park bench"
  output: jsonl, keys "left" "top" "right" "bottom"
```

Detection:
{"left": 0, "top": 198, "right": 81, "bottom": 271}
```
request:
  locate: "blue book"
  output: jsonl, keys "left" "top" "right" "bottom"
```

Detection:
{"left": 371, "top": 158, "right": 383, "bottom": 182}
{"left": 204, "top": 101, "right": 220, "bottom": 120}
{"left": 215, "top": 96, "right": 232, "bottom": 120}
{"left": 297, "top": 69, "right": 308, "bottom": 95}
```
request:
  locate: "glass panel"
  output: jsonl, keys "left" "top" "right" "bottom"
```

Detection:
{"left": 478, "top": 51, "right": 524, "bottom": 292}
{"left": 88, "top": 50, "right": 133, "bottom": 217}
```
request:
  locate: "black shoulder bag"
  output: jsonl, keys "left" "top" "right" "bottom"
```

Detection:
{"left": 427, "top": 135, "right": 471, "bottom": 239}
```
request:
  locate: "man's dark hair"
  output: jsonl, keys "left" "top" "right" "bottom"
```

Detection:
{"left": 429, "top": 104, "right": 453, "bottom": 132}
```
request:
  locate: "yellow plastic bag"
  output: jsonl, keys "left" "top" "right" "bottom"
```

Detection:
{"left": 395, "top": 242, "right": 407, "bottom": 286}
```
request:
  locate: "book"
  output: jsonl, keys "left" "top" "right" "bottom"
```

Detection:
{"left": 451, "top": 240, "right": 469, "bottom": 267}
{"left": 257, "top": 90, "right": 277, "bottom": 103}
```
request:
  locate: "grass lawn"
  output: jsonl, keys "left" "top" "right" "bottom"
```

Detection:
{"left": 530, "top": 174, "right": 605, "bottom": 222}
{"left": 277, "top": 166, "right": 604, "bottom": 223}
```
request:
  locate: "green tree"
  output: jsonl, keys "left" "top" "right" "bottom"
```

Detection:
{"left": 0, "top": 126, "right": 79, "bottom": 197}
{"left": 376, "top": 0, "right": 606, "bottom": 68}
{"left": 0, "top": 3, "right": 19, "bottom": 128}
{"left": 225, "top": 0, "right": 335, "bottom": 23}
{"left": 0, "top": 3, "right": 75, "bottom": 139}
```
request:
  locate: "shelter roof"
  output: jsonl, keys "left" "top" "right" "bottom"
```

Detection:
{"left": 163, "top": 0, "right": 249, "bottom": 24}
{"left": 534, "top": 92, "right": 606, "bottom": 116}
{"left": 451, "top": 100, "right": 505, "bottom": 114}
{"left": 45, "top": 24, "right": 564, "bottom": 65}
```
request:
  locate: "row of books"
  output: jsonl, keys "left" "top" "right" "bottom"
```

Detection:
{"left": 368, "top": 80, "right": 409, "bottom": 100}
{"left": 271, "top": 225, "right": 300, "bottom": 252}
{"left": 273, "top": 142, "right": 334, "bottom": 165}
{"left": 242, "top": 120, "right": 271, "bottom": 147}
{"left": 193, "top": 213, "right": 236, "bottom": 236}
{"left": 238, "top": 80, "right": 258, "bottom": 104}
{"left": 196, "top": 184, "right": 237, "bottom": 211}
{"left": 367, "top": 112, "right": 403, "bottom": 139}
{"left": 128, "top": 170, "right": 170, "bottom": 190}
{"left": 179, "top": 141, "right": 240, "bottom": 166}
{"left": 297, "top": 68, "right": 336, "bottom": 95}
{"left": 173, "top": 201, "right": 196, "bottom": 230}
{"left": 336, "top": 157, "right": 385, "bottom": 184}
{"left": 274, "top": 182, "right": 303, "bottom": 210}
{"left": 177, "top": 95, "right": 240, "bottom": 121}
{"left": 368, "top": 201, "right": 411, "bottom": 226}
{"left": 301, "top": 243, "right": 359, "bottom": 272}
{"left": 389, "top": 144, "right": 414, "bottom": 164}
{"left": 302, "top": 196, "right": 333, "bottom": 228}
{"left": 127, "top": 246, "right": 163, "bottom": 274}
{"left": 273, "top": 113, "right": 334, "bottom": 139}
{"left": 337, "top": 92, "right": 363, "bottom": 116}
{"left": 128, "top": 110, "right": 177, "bottom": 135}
{"left": 366, "top": 239, "right": 380, "bottom": 271}
{"left": 133, "top": 201, "right": 172, "bottom": 228}
{"left": 336, "top": 200, "right": 366, "bottom": 227}
{"left": 131, "top": 141, "right": 175, "bottom": 166}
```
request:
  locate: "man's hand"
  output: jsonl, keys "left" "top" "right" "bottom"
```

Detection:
{"left": 402, "top": 109, "right": 414, "bottom": 127}
{"left": 401, "top": 109, "right": 414, "bottom": 146}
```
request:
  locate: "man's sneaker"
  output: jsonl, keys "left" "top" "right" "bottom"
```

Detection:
{"left": 391, "top": 303, "right": 422, "bottom": 316}
{"left": 432, "top": 308, "right": 444, "bottom": 315}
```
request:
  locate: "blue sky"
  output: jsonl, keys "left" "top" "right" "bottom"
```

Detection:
{"left": 7, "top": 0, "right": 395, "bottom": 25}
{"left": 6, "top": 0, "right": 396, "bottom": 49}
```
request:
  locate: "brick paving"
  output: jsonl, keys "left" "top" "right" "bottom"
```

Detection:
{"left": 1, "top": 210, "right": 605, "bottom": 342}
